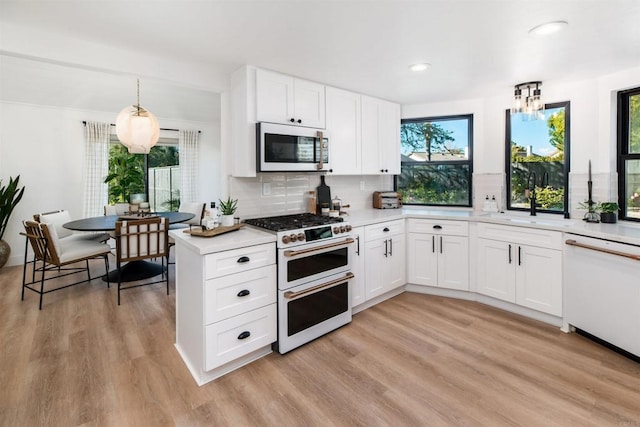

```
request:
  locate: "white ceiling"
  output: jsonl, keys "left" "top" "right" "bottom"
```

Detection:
{"left": 1, "top": 0, "right": 639, "bottom": 106}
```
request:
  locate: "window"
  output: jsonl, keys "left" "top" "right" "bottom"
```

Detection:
{"left": 106, "top": 140, "right": 180, "bottom": 212}
{"left": 505, "top": 102, "right": 570, "bottom": 215}
{"left": 618, "top": 87, "right": 640, "bottom": 221}
{"left": 396, "top": 115, "right": 473, "bottom": 206}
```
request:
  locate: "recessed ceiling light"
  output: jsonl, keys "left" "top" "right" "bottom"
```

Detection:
{"left": 409, "top": 63, "right": 431, "bottom": 72}
{"left": 528, "top": 21, "right": 568, "bottom": 36}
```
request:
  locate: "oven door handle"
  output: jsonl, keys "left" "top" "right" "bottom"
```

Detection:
{"left": 284, "top": 272, "right": 355, "bottom": 300}
{"left": 283, "top": 237, "right": 355, "bottom": 257}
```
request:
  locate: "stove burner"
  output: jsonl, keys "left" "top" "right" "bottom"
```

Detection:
{"left": 244, "top": 213, "right": 344, "bottom": 232}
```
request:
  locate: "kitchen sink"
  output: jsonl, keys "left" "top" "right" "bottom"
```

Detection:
{"left": 484, "top": 213, "right": 575, "bottom": 228}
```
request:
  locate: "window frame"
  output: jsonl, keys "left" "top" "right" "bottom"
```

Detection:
{"left": 504, "top": 101, "right": 571, "bottom": 216}
{"left": 617, "top": 86, "right": 640, "bottom": 222}
{"left": 395, "top": 114, "right": 474, "bottom": 208}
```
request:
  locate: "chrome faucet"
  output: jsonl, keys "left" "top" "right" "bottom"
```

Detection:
{"left": 527, "top": 171, "right": 540, "bottom": 216}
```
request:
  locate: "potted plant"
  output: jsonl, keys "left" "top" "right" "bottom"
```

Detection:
{"left": 598, "top": 202, "right": 619, "bottom": 224}
{"left": 0, "top": 175, "right": 26, "bottom": 268}
{"left": 218, "top": 196, "right": 238, "bottom": 227}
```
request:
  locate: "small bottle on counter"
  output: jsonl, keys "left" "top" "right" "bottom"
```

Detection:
{"left": 306, "top": 191, "right": 317, "bottom": 214}
{"left": 332, "top": 195, "right": 342, "bottom": 212}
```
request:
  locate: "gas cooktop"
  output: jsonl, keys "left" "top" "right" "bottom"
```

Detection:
{"left": 243, "top": 213, "right": 343, "bottom": 232}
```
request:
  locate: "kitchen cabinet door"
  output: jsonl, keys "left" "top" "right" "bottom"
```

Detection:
{"left": 256, "top": 69, "right": 294, "bottom": 125}
{"left": 407, "top": 233, "right": 438, "bottom": 287}
{"left": 325, "top": 87, "right": 361, "bottom": 174}
{"left": 364, "top": 237, "right": 387, "bottom": 300}
{"left": 437, "top": 235, "right": 469, "bottom": 291}
{"left": 387, "top": 233, "right": 406, "bottom": 290}
{"left": 515, "top": 245, "right": 562, "bottom": 316}
{"left": 476, "top": 238, "right": 516, "bottom": 303}
{"left": 350, "top": 227, "right": 366, "bottom": 308}
{"left": 361, "top": 95, "right": 400, "bottom": 175}
{"left": 256, "top": 69, "right": 325, "bottom": 128}
{"left": 294, "top": 79, "right": 326, "bottom": 128}
{"left": 378, "top": 99, "right": 401, "bottom": 175}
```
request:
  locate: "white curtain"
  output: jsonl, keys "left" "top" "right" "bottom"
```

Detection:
{"left": 179, "top": 130, "right": 199, "bottom": 203}
{"left": 83, "top": 121, "right": 110, "bottom": 217}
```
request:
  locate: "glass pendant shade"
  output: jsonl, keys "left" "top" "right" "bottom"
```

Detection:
{"left": 512, "top": 81, "right": 543, "bottom": 119}
{"left": 512, "top": 88, "right": 523, "bottom": 114}
{"left": 115, "top": 105, "right": 160, "bottom": 154}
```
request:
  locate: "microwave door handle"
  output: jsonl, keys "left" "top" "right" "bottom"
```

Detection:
{"left": 316, "top": 130, "right": 324, "bottom": 170}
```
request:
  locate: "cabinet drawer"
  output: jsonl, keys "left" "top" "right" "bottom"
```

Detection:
{"left": 205, "top": 243, "right": 275, "bottom": 279}
{"left": 205, "top": 303, "right": 277, "bottom": 371}
{"left": 406, "top": 218, "right": 468, "bottom": 236}
{"left": 477, "top": 223, "right": 561, "bottom": 250}
{"left": 205, "top": 265, "right": 277, "bottom": 325}
{"left": 365, "top": 219, "right": 405, "bottom": 241}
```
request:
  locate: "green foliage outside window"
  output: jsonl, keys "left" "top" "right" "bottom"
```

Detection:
{"left": 104, "top": 145, "right": 145, "bottom": 204}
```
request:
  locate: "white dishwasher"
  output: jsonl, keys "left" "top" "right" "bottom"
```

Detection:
{"left": 564, "top": 234, "right": 640, "bottom": 358}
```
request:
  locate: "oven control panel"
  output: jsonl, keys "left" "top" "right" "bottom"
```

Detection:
{"left": 278, "top": 223, "right": 352, "bottom": 246}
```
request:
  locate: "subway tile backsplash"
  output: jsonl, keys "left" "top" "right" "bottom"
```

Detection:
{"left": 230, "top": 174, "right": 393, "bottom": 220}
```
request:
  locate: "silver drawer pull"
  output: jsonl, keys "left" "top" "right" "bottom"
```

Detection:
{"left": 237, "top": 331, "right": 251, "bottom": 340}
{"left": 284, "top": 272, "right": 355, "bottom": 300}
{"left": 284, "top": 238, "right": 354, "bottom": 257}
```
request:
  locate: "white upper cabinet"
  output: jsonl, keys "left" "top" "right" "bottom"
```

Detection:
{"left": 361, "top": 95, "right": 401, "bottom": 175}
{"left": 256, "top": 69, "right": 325, "bottom": 129}
{"left": 325, "top": 86, "right": 362, "bottom": 174}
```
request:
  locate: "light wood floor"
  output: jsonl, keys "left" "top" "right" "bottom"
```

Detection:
{"left": 1, "top": 258, "right": 639, "bottom": 427}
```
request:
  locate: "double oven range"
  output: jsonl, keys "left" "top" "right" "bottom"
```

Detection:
{"left": 244, "top": 213, "right": 355, "bottom": 354}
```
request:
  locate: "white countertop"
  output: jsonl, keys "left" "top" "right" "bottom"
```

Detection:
{"left": 343, "top": 207, "right": 640, "bottom": 247}
{"left": 169, "top": 226, "right": 277, "bottom": 255}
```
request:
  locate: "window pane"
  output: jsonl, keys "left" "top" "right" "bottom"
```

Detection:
{"left": 397, "top": 163, "right": 470, "bottom": 205}
{"left": 625, "top": 159, "right": 640, "bottom": 219}
{"left": 508, "top": 105, "right": 568, "bottom": 213}
{"left": 397, "top": 115, "right": 473, "bottom": 207}
{"left": 629, "top": 93, "right": 640, "bottom": 153}
{"left": 148, "top": 145, "right": 180, "bottom": 212}
{"left": 401, "top": 118, "right": 469, "bottom": 161}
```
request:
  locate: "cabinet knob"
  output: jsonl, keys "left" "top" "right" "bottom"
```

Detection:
{"left": 380, "top": 169, "right": 384, "bottom": 173}
{"left": 383, "top": 227, "right": 390, "bottom": 232}
{"left": 237, "top": 256, "right": 250, "bottom": 263}
{"left": 237, "top": 289, "right": 251, "bottom": 297}
{"left": 297, "top": 119, "right": 302, "bottom": 124}
{"left": 237, "top": 331, "right": 251, "bottom": 340}
{"left": 290, "top": 118, "right": 295, "bottom": 123}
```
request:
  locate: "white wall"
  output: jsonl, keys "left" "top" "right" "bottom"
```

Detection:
{"left": 0, "top": 57, "right": 222, "bottom": 267}
{"left": 401, "top": 65, "right": 640, "bottom": 217}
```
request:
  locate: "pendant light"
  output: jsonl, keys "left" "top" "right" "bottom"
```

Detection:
{"left": 512, "top": 81, "right": 544, "bottom": 120}
{"left": 115, "top": 79, "right": 160, "bottom": 154}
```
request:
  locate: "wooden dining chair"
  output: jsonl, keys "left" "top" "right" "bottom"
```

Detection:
{"left": 112, "top": 217, "right": 169, "bottom": 305}
{"left": 21, "top": 220, "right": 111, "bottom": 309}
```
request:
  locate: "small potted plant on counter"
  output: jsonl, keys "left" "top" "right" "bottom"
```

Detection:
{"left": 218, "top": 196, "right": 238, "bottom": 227}
{"left": 598, "top": 202, "right": 619, "bottom": 224}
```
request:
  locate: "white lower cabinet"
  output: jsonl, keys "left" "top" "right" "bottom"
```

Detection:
{"left": 406, "top": 219, "right": 469, "bottom": 291}
{"left": 476, "top": 223, "right": 562, "bottom": 317}
{"left": 175, "top": 240, "right": 277, "bottom": 385}
{"left": 364, "top": 220, "right": 406, "bottom": 300}
{"left": 350, "top": 227, "right": 366, "bottom": 308}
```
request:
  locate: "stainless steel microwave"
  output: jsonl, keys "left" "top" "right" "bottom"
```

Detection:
{"left": 257, "top": 122, "right": 330, "bottom": 172}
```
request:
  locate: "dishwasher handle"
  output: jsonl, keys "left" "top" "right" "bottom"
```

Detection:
{"left": 565, "top": 239, "right": 640, "bottom": 261}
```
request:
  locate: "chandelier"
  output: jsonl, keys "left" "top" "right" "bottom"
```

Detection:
{"left": 512, "top": 81, "right": 544, "bottom": 119}
{"left": 115, "top": 79, "right": 160, "bottom": 154}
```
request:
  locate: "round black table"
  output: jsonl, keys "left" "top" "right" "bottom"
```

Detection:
{"left": 63, "top": 211, "right": 195, "bottom": 231}
{"left": 63, "top": 212, "right": 195, "bottom": 282}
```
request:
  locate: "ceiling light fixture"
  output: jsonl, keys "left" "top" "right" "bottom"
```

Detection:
{"left": 115, "top": 79, "right": 160, "bottom": 154}
{"left": 409, "top": 63, "right": 431, "bottom": 72}
{"left": 528, "top": 20, "right": 568, "bottom": 36}
{"left": 512, "top": 81, "right": 544, "bottom": 119}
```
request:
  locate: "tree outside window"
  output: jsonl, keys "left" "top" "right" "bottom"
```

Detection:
{"left": 396, "top": 115, "right": 473, "bottom": 206}
{"left": 105, "top": 143, "right": 180, "bottom": 211}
